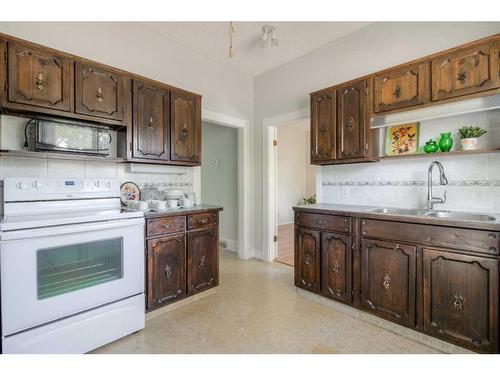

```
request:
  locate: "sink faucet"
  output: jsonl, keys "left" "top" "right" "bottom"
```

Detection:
{"left": 427, "top": 161, "right": 448, "bottom": 210}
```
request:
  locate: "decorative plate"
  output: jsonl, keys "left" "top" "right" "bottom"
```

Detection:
{"left": 385, "top": 122, "right": 419, "bottom": 156}
{"left": 120, "top": 182, "right": 141, "bottom": 205}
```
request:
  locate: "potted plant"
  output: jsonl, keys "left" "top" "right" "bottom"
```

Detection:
{"left": 457, "top": 126, "right": 487, "bottom": 151}
{"left": 299, "top": 194, "right": 316, "bottom": 205}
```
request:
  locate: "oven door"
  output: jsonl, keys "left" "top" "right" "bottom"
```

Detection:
{"left": 1, "top": 218, "right": 144, "bottom": 336}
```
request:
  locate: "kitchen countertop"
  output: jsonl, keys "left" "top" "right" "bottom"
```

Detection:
{"left": 293, "top": 203, "right": 500, "bottom": 231}
{"left": 123, "top": 204, "right": 223, "bottom": 219}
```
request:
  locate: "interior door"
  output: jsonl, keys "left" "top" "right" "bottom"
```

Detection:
{"left": 310, "top": 91, "right": 336, "bottom": 163}
{"left": 187, "top": 228, "right": 218, "bottom": 295}
{"left": 8, "top": 42, "right": 72, "bottom": 111}
{"left": 336, "top": 80, "right": 366, "bottom": 159}
{"left": 147, "top": 234, "right": 186, "bottom": 309}
{"left": 0, "top": 219, "right": 144, "bottom": 336}
{"left": 361, "top": 239, "right": 417, "bottom": 327}
{"left": 75, "top": 62, "right": 124, "bottom": 121}
{"left": 132, "top": 80, "right": 170, "bottom": 161}
{"left": 423, "top": 248, "right": 499, "bottom": 353}
{"left": 170, "top": 90, "right": 201, "bottom": 163}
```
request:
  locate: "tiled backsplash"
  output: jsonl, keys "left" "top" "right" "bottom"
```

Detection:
{"left": 320, "top": 153, "right": 500, "bottom": 213}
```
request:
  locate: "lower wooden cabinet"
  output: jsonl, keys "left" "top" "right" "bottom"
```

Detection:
{"left": 145, "top": 209, "right": 221, "bottom": 311}
{"left": 187, "top": 228, "right": 219, "bottom": 295}
{"left": 361, "top": 239, "right": 417, "bottom": 327}
{"left": 422, "top": 248, "right": 499, "bottom": 353}
{"left": 147, "top": 234, "right": 186, "bottom": 307}
{"left": 295, "top": 227, "right": 321, "bottom": 292}
{"left": 321, "top": 232, "right": 352, "bottom": 303}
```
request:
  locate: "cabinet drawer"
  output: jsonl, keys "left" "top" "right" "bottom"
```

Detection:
{"left": 361, "top": 219, "right": 499, "bottom": 255}
{"left": 187, "top": 212, "right": 218, "bottom": 231}
{"left": 295, "top": 212, "right": 351, "bottom": 233}
{"left": 147, "top": 216, "right": 185, "bottom": 237}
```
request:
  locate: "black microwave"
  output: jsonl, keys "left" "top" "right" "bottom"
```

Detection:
{"left": 28, "top": 117, "right": 112, "bottom": 157}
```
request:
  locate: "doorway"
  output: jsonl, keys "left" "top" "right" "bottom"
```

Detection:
{"left": 272, "top": 119, "right": 316, "bottom": 266}
{"left": 201, "top": 121, "right": 239, "bottom": 253}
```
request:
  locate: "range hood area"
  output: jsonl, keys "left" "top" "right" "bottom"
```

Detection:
{"left": 370, "top": 93, "right": 500, "bottom": 129}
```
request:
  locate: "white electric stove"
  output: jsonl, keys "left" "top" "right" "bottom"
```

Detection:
{"left": 0, "top": 177, "right": 145, "bottom": 354}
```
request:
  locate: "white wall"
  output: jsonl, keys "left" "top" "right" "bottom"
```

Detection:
{"left": 276, "top": 126, "right": 315, "bottom": 225}
{"left": 253, "top": 22, "right": 500, "bottom": 258}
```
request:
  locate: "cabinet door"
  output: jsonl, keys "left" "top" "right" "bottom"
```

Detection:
{"left": 170, "top": 90, "right": 201, "bottom": 164}
{"left": 295, "top": 227, "right": 321, "bottom": 292}
{"left": 187, "top": 228, "right": 218, "bottom": 295}
{"left": 374, "top": 62, "right": 430, "bottom": 113}
{"left": 8, "top": 42, "right": 72, "bottom": 111}
{"left": 132, "top": 80, "right": 170, "bottom": 161}
{"left": 310, "top": 91, "right": 336, "bottom": 163}
{"left": 321, "top": 232, "right": 352, "bottom": 304}
{"left": 423, "top": 249, "right": 499, "bottom": 353}
{"left": 337, "top": 80, "right": 366, "bottom": 159}
{"left": 147, "top": 234, "right": 186, "bottom": 309}
{"left": 75, "top": 62, "right": 124, "bottom": 121}
{"left": 432, "top": 40, "right": 499, "bottom": 101}
{"left": 361, "top": 239, "right": 417, "bottom": 327}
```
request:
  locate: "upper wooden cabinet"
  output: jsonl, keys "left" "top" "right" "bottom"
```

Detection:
{"left": 7, "top": 42, "right": 72, "bottom": 112}
{"left": 75, "top": 62, "right": 124, "bottom": 121}
{"left": 432, "top": 40, "right": 499, "bottom": 101}
{"left": 337, "top": 80, "right": 367, "bottom": 159}
{"left": 170, "top": 91, "right": 201, "bottom": 164}
{"left": 310, "top": 90, "right": 336, "bottom": 163}
{"left": 132, "top": 80, "right": 170, "bottom": 161}
{"left": 373, "top": 62, "right": 430, "bottom": 113}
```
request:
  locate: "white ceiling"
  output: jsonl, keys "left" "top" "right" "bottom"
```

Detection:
{"left": 142, "top": 22, "right": 371, "bottom": 77}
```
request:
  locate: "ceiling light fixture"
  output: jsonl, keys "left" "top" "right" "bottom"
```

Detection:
{"left": 260, "top": 24, "right": 278, "bottom": 48}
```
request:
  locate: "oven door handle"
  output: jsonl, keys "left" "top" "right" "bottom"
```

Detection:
{"left": 0, "top": 218, "right": 145, "bottom": 241}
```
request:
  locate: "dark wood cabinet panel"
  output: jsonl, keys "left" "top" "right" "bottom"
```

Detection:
{"left": 361, "top": 239, "right": 417, "bottom": 327}
{"left": 321, "top": 232, "right": 352, "bottom": 304}
{"left": 147, "top": 234, "right": 186, "bottom": 309}
{"left": 132, "top": 80, "right": 170, "bottom": 161}
{"left": 423, "top": 249, "right": 499, "bottom": 353}
{"left": 295, "top": 227, "right": 321, "bottom": 292}
{"left": 432, "top": 40, "right": 499, "bottom": 101}
{"left": 310, "top": 90, "right": 336, "bottom": 163}
{"left": 7, "top": 42, "right": 72, "bottom": 112}
{"left": 374, "top": 62, "right": 430, "bottom": 113}
{"left": 146, "top": 216, "right": 186, "bottom": 238}
{"left": 170, "top": 91, "right": 201, "bottom": 164}
{"left": 187, "top": 212, "right": 218, "bottom": 231}
{"left": 295, "top": 212, "right": 351, "bottom": 233}
{"left": 336, "top": 80, "right": 366, "bottom": 159}
{"left": 75, "top": 62, "right": 124, "bottom": 121}
{"left": 187, "top": 228, "right": 219, "bottom": 295}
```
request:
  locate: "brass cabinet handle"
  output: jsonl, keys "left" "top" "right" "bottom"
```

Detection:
{"left": 304, "top": 253, "right": 312, "bottom": 266}
{"left": 198, "top": 217, "right": 209, "bottom": 224}
{"left": 315, "top": 219, "right": 327, "bottom": 225}
{"left": 453, "top": 292, "right": 464, "bottom": 310}
{"left": 319, "top": 126, "right": 327, "bottom": 133}
{"left": 393, "top": 85, "right": 401, "bottom": 97}
{"left": 382, "top": 273, "right": 391, "bottom": 290}
{"left": 457, "top": 71, "right": 467, "bottom": 84}
{"left": 96, "top": 87, "right": 104, "bottom": 102}
{"left": 164, "top": 264, "right": 172, "bottom": 279}
{"left": 182, "top": 124, "right": 189, "bottom": 136}
{"left": 35, "top": 72, "right": 46, "bottom": 91}
{"left": 162, "top": 224, "right": 172, "bottom": 229}
{"left": 148, "top": 117, "right": 154, "bottom": 128}
{"left": 331, "top": 262, "right": 340, "bottom": 273}
{"left": 488, "top": 233, "right": 497, "bottom": 239}
{"left": 198, "top": 255, "right": 207, "bottom": 269}
{"left": 347, "top": 117, "right": 355, "bottom": 129}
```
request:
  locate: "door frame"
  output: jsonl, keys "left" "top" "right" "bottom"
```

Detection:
{"left": 196, "top": 109, "right": 251, "bottom": 260}
{"left": 262, "top": 108, "right": 321, "bottom": 262}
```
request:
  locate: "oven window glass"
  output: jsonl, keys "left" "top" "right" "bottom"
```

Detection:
{"left": 37, "top": 238, "right": 123, "bottom": 300}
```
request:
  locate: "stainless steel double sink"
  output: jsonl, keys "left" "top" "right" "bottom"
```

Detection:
{"left": 367, "top": 207, "right": 497, "bottom": 222}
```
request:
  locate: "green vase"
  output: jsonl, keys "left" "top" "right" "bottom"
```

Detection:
{"left": 423, "top": 139, "right": 439, "bottom": 153}
{"left": 438, "top": 132, "right": 453, "bottom": 152}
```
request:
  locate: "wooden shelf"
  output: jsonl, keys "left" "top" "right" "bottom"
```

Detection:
{"left": 0, "top": 149, "right": 126, "bottom": 163}
{"left": 378, "top": 148, "right": 500, "bottom": 161}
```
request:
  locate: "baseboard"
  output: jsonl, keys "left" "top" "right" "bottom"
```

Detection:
{"left": 277, "top": 221, "right": 294, "bottom": 226}
{"left": 219, "top": 238, "right": 238, "bottom": 253}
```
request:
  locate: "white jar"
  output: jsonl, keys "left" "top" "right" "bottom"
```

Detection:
{"left": 461, "top": 137, "right": 480, "bottom": 151}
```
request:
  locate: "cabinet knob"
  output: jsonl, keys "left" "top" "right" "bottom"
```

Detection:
{"left": 488, "top": 233, "right": 497, "bottom": 239}
{"left": 331, "top": 263, "right": 340, "bottom": 273}
{"left": 457, "top": 71, "right": 468, "bottom": 84}
{"left": 35, "top": 72, "right": 46, "bottom": 91}
{"left": 453, "top": 292, "right": 464, "bottom": 311}
{"left": 315, "top": 219, "right": 327, "bottom": 225}
{"left": 489, "top": 247, "right": 497, "bottom": 253}
{"left": 198, "top": 217, "right": 209, "bottom": 224}
{"left": 96, "top": 87, "right": 104, "bottom": 102}
{"left": 382, "top": 273, "right": 391, "bottom": 290}
{"left": 319, "top": 126, "right": 326, "bottom": 133}
{"left": 162, "top": 224, "right": 172, "bottom": 229}
{"left": 164, "top": 264, "right": 172, "bottom": 279}
{"left": 148, "top": 117, "right": 154, "bottom": 128}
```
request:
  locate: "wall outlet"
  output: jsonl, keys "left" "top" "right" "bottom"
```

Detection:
{"left": 341, "top": 186, "right": 350, "bottom": 200}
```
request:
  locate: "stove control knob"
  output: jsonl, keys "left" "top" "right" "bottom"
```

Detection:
{"left": 16, "top": 181, "right": 28, "bottom": 190}
{"left": 105, "top": 181, "right": 111, "bottom": 188}
{"left": 32, "top": 180, "right": 42, "bottom": 189}
{"left": 94, "top": 180, "right": 101, "bottom": 188}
